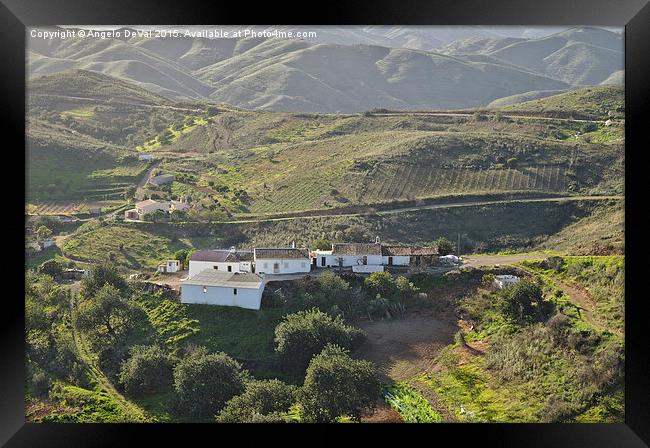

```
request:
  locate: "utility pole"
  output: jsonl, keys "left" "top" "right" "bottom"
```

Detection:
{"left": 457, "top": 233, "right": 461, "bottom": 259}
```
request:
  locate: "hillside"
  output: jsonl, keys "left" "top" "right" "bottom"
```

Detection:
{"left": 26, "top": 71, "right": 624, "bottom": 216}
{"left": 497, "top": 85, "right": 624, "bottom": 119}
{"left": 26, "top": 26, "right": 621, "bottom": 112}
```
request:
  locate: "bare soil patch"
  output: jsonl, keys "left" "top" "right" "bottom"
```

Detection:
{"left": 355, "top": 313, "right": 457, "bottom": 382}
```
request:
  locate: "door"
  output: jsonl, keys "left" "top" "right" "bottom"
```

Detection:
{"left": 321, "top": 257, "right": 326, "bottom": 267}
{"left": 273, "top": 263, "right": 280, "bottom": 273}
{"left": 363, "top": 256, "right": 368, "bottom": 265}
{"left": 388, "top": 256, "right": 393, "bottom": 266}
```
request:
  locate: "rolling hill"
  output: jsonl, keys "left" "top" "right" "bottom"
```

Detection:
{"left": 26, "top": 26, "right": 622, "bottom": 112}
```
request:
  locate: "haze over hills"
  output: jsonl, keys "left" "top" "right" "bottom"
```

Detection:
{"left": 27, "top": 25, "right": 623, "bottom": 113}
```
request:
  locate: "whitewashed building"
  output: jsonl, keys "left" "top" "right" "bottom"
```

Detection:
{"left": 157, "top": 260, "right": 181, "bottom": 274}
{"left": 138, "top": 154, "right": 154, "bottom": 161}
{"left": 188, "top": 248, "right": 254, "bottom": 277}
{"left": 254, "top": 247, "right": 310, "bottom": 275}
{"left": 312, "top": 240, "right": 438, "bottom": 269}
{"left": 149, "top": 174, "right": 175, "bottom": 186}
{"left": 494, "top": 275, "right": 520, "bottom": 289}
{"left": 124, "top": 199, "right": 170, "bottom": 220}
{"left": 181, "top": 270, "right": 265, "bottom": 310}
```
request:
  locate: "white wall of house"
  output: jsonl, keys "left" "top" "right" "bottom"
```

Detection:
{"left": 381, "top": 255, "right": 410, "bottom": 266}
{"left": 188, "top": 261, "right": 252, "bottom": 277}
{"left": 180, "top": 283, "right": 264, "bottom": 310}
{"left": 255, "top": 258, "right": 310, "bottom": 275}
{"left": 312, "top": 252, "right": 384, "bottom": 268}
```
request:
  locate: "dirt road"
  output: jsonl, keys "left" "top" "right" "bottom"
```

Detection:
{"left": 461, "top": 253, "right": 548, "bottom": 267}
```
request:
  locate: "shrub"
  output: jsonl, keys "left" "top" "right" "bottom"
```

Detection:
{"left": 173, "top": 349, "right": 249, "bottom": 418}
{"left": 216, "top": 379, "right": 297, "bottom": 423}
{"left": 274, "top": 309, "right": 366, "bottom": 375}
{"left": 81, "top": 264, "right": 128, "bottom": 298}
{"left": 299, "top": 344, "right": 381, "bottom": 422}
{"left": 38, "top": 259, "right": 63, "bottom": 278}
{"left": 434, "top": 237, "right": 455, "bottom": 256}
{"left": 501, "top": 279, "right": 552, "bottom": 324}
{"left": 119, "top": 345, "right": 173, "bottom": 397}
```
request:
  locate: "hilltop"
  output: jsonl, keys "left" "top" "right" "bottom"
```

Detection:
{"left": 26, "top": 26, "right": 622, "bottom": 112}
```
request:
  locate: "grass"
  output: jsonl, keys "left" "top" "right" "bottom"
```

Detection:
{"left": 519, "top": 255, "right": 624, "bottom": 333}
{"left": 61, "top": 224, "right": 189, "bottom": 270}
{"left": 383, "top": 382, "right": 443, "bottom": 423}
{"left": 136, "top": 116, "right": 208, "bottom": 152}
{"left": 183, "top": 305, "right": 283, "bottom": 363}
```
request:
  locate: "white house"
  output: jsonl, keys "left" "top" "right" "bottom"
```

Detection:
{"left": 494, "top": 275, "right": 520, "bottom": 289}
{"left": 170, "top": 198, "right": 190, "bottom": 212}
{"left": 124, "top": 199, "right": 170, "bottom": 220}
{"left": 157, "top": 260, "right": 181, "bottom": 274}
{"left": 138, "top": 154, "right": 154, "bottom": 161}
{"left": 40, "top": 238, "right": 55, "bottom": 250}
{"left": 254, "top": 247, "right": 311, "bottom": 275}
{"left": 439, "top": 254, "right": 461, "bottom": 265}
{"left": 188, "top": 248, "right": 254, "bottom": 277}
{"left": 180, "top": 269, "right": 265, "bottom": 310}
{"left": 313, "top": 242, "right": 383, "bottom": 268}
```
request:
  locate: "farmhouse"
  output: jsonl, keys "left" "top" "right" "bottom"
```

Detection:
{"left": 189, "top": 248, "right": 254, "bottom": 277}
{"left": 254, "top": 247, "right": 311, "bottom": 275}
{"left": 494, "top": 275, "right": 520, "bottom": 289}
{"left": 157, "top": 260, "right": 180, "bottom": 274}
{"left": 170, "top": 198, "right": 190, "bottom": 212}
{"left": 180, "top": 270, "right": 265, "bottom": 310}
{"left": 381, "top": 245, "right": 438, "bottom": 267}
{"left": 312, "top": 239, "right": 438, "bottom": 269}
{"left": 124, "top": 199, "right": 170, "bottom": 220}
{"left": 149, "top": 174, "right": 175, "bottom": 186}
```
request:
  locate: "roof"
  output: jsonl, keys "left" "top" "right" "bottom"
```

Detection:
{"left": 135, "top": 199, "right": 161, "bottom": 208}
{"left": 254, "top": 248, "right": 310, "bottom": 260}
{"left": 190, "top": 249, "right": 254, "bottom": 262}
{"left": 381, "top": 245, "right": 438, "bottom": 256}
{"left": 182, "top": 269, "right": 264, "bottom": 289}
{"left": 332, "top": 243, "right": 382, "bottom": 256}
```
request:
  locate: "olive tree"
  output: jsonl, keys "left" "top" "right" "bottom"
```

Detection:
{"left": 299, "top": 344, "right": 381, "bottom": 422}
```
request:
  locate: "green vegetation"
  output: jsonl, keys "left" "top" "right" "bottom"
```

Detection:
{"left": 384, "top": 382, "right": 443, "bottom": 423}
{"left": 216, "top": 379, "right": 297, "bottom": 423}
{"left": 299, "top": 344, "right": 381, "bottom": 422}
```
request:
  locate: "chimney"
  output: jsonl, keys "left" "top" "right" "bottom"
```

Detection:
{"left": 375, "top": 236, "right": 381, "bottom": 244}
{"left": 291, "top": 241, "right": 296, "bottom": 248}
{"left": 229, "top": 246, "right": 236, "bottom": 253}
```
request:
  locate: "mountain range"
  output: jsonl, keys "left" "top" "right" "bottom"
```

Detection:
{"left": 27, "top": 26, "right": 623, "bottom": 113}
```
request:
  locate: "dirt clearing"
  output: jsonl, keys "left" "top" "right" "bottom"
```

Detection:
{"left": 355, "top": 314, "right": 457, "bottom": 382}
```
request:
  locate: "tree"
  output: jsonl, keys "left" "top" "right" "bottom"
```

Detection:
{"left": 173, "top": 350, "right": 249, "bottom": 418}
{"left": 81, "top": 264, "right": 128, "bottom": 298}
{"left": 174, "top": 249, "right": 190, "bottom": 269}
{"left": 274, "top": 309, "right": 366, "bottom": 375}
{"left": 315, "top": 271, "right": 351, "bottom": 308}
{"left": 502, "top": 279, "right": 551, "bottom": 324}
{"left": 75, "top": 284, "right": 138, "bottom": 339}
{"left": 37, "top": 259, "right": 63, "bottom": 278}
{"left": 312, "top": 239, "right": 332, "bottom": 251}
{"left": 434, "top": 237, "right": 455, "bottom": 256}
{"left": 119, "top": 345, "right": 173, "bottom": 397}
{"left": 216, "top": 379, "right": 297, "bottom": 423}
{"left": 299, "top": 344, "right": 381, "bottom": 422}
{"left": 364, "top": 272, "right": 396, "bottom": 297}
{"left": 395, "top": 276, "right": 419, "bottom": 299}
{"left": 36, "top": 225, "right": 53, "bottom": 241}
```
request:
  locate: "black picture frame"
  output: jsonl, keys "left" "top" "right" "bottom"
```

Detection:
{"left": 4, "top": 0, "right": 648, "bottom": 445}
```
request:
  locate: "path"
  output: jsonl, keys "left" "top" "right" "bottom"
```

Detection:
{"left": 69, "top": 293, "right": 151, "bottom": 422}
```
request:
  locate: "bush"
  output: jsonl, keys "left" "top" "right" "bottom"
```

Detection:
{"left": 38, "top": 259, "right": 63, "bottom": 278}
{"left": 434, "top": 237, "right": 455, "bottom": 256}
{"left": 173, "top": 349, "right": 249, "bottom": 418}
{"left": 274, "top": 309, "right": 366, "bottom": 375}
{"left": 501, "top": 279, "right": 553, "bottom": 324}
{"left": 119, "top": 345, "right": 173, "bottom": 397}
{"left": 216, "top": 379, "right": 297, "bottom": 423}
{"left": 299, "top": 344, "right": 381, "bottom": 422}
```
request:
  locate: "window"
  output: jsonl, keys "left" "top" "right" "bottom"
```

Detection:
{"left": 203, "top": 286, "right": 207, "bottom": 293}
{"left": 227, "top": 265, "right": 232, "bottom": 272}
{"left": 233, "top": 288, "right": 237, "bottom": 295}
{"left": 213, "top": 265, "right": 218, "bottom": 270}
{"left": 363, "top": 256, "right": 368, "bottom": 265}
